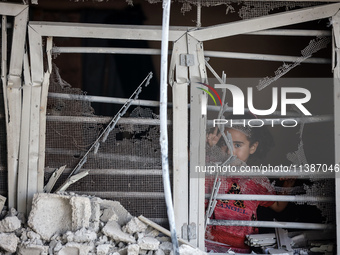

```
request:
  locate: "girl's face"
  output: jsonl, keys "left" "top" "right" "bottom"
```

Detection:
{"left": 223, "top": 128, "right": 258, "bottom": 162}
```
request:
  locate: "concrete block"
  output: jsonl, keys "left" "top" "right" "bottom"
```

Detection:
{"left": 102, "top": 221, "right": 136, "bottom": 244}
{"left": 97, "top": 235, "right": 109, "bottom": 244}
{"left": 127, "top": 244, "right": 139, "bottom": 255}
{"left": 144, "top": 227, "right": 159, "bottom": 238}
{"left": 53, "top": 241, "right": 63, "bottom": 253}
{"left": 137, "top": 237, "right": 160, "bottom": 251}
{"left": 100, "top": 200, "right": 132, "bottom": 226}
{"left": 159, "top": 242, "right": 172, "bottom": 255}
{"left": 154, "top": 249, "right": 165, "bottom": 255}
{"left": 0, "top": 233, "right": 19, "bottom": 253}
{"left": 123, "top": 217, "right": 147, "bottom": 234}
{"left": 56, "top": 246, "right": 79, "bottom": 255}
{"left": 169, "top": 245, "right": 207, "bottom": 255}
{"left": 48, "top": 239, "right": 58, "bottom": 255}
{"left": 139, "top": 250, "right": 148, "bottom": 255}
{"left": 28, "top": 193, "right": 72, "bottom": 240}
{"left": 8, "top": 207, "right": 18, "bottom": 216}
{"left": 62, "top": 231, "right": 73, "bottom": 243}
{"left": 0, "top": 195, "right": 6, "bottom": 213}
{"left": 156, "top": 236, "right": 171, "bottom": 243}
{"left": 25, "top": 231, "right": 44, "bottom": 245}
{"left": 28, "top": 193, "right": 91, "bottom": 241}
{"left": 72, "top": 228, "right": 97, "bottom": 243}
{"left": 20, "top": 230, "right": 28, "bottom": 242}
{"left": 135, "top": 232, "right": 144, "bottom": 241}
{"left": 100, "top": 208, "right": 119, "bottom": 223}
{"left": 90, "top": 198, "right": 101, "bottom": 231}
{"left": 56, "top": 242, "right": 93, "bottom": 255}
{"left": 118, "top": 242, "right": 125, "bottom": 249}
{"left": 139, "top": 250, "right": 153, "bottom": 255}
{"left": 117, "top": 247, "right": 128, "bottom": 255}
{"left": 17, "top": 244, "right": 49, "bottom": 255}
{"left": 96, "top": 244, "right": 111, "bottom": 255}
{"left": 70, "top": 196, "right": 91, "bottom": 230}
{"left": 62, "top": 231, "right": 74, "bottom": 243}
{"left": 27, "top": 231, "right": 41, "bottom": 241}
{"left": 0, "top": 216, "right": 21, "bottom": 233}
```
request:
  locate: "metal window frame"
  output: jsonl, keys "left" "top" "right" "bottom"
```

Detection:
{"left": 331, "top": 10, "right": 340, "bottom": 255}
{"left": 26, "top": 20, "right": 191, "bottom": 222}
{"left": 12, "top": 2, "right": 340, "bottom": 253}
{"left": 0, "top": 2, "right": 28, "bottom": 210}
{"left": 184, "top": 2, "right": 340, "bottom": 251}
{"left": 188, "top": 3, "right": 340, "bottom": 41}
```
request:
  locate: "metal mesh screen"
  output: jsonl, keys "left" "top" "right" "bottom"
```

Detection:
{"left": 143, "top": 0, "right": 320, "bottom": 17}
{"left": 258, "top": 37, "right": 331, "bottom": 91}
{"left": 45, "top": 65, "right": 170, "bottom": 226}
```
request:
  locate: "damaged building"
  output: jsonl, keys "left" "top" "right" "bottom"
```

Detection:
{"left": 0, "top": 0, "right": 339, "bottom": 254}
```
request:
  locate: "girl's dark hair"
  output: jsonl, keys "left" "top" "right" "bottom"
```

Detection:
{"left": 225, "top": 112, "right": 275, "bottom": 160}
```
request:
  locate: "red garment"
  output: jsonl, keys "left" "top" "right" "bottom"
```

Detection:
{"left": 205, "top": 176, "right": 275, "bottom": 252}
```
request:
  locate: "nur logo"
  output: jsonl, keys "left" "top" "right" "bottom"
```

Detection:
{"left": 197, "top": 82, "right": 222, "bottom": 106}
{"left": 197, "top": 82, "right": 312, "bottom": 125}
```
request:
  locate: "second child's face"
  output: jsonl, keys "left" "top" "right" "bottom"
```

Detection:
{"left": 223, "top": 128, "right": 258, "bottom": 162}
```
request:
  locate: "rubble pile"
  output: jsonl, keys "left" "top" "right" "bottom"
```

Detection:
{"left": 0, "top": 193, "right": 206, "bottom": 255}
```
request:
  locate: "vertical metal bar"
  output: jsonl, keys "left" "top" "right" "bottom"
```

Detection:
{"left": 332, "top": 11, "right": 340, "bottom": 254}
{"left": 160, "top": 0, "right": 179, "bottom": 254}
{"left": 188, "top": 36, "right": 207, "bottom": 249}
{"left": 172, "top": 36, "right": 189, "bottom": 240}
{"left": 0, "top": 15, "right": 10, "bottom": 207}
{"left": 6, "top": 7, "right": 28, "bottom": 208}
{"left": 17, "top": 51, "right": 31, "bottom": 214}
{"left": 38, "top": 36, "right": 53, "bottom": 192}
{"left": 27, "top": 24, "right": 44, "bottom": 213}
{"left": 8, "top": 7, "right": 28, "bottom": 76}
{"left": 28, "top": 26, "right": 44, "bottom": 86}
{"left": 1, "top": 16, "right": 8, "bottom": 125}
{"left": 27, "top": 85, "right": 41, "bottom": 212}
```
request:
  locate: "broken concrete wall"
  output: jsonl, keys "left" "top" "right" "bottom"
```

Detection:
{"left": 28, "top": 193, "right": 74, "bottom": 240}
{"left": 0, "top": 209, "right": 21, "bottom": 254}
{"left": 0, "top": 193, "right": 206, "bottom": 255}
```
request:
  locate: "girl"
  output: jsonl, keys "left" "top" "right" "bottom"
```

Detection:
{"left": 205, "top": 114, "right": 295, "bottom": 253}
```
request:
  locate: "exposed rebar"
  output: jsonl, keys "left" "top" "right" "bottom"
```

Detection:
{"left": 55, "top": 72, "right": 153, "bottom": 192}
{"left": 160, "top": 0, "right": 180, "bottom": 254}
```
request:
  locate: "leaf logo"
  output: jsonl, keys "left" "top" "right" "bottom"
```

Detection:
{"left": 197, "top": 82, "right": 222, "bottom": 106}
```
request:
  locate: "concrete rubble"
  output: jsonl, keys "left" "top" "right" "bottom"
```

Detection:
{"left": 0, "top": 193, "right": 207, "bottom": 255}
{"left": 0, "top": 233, "right": 19, "bottom": 253}
{"left": 0, "top": 195, "right": 6, "bottom": 214}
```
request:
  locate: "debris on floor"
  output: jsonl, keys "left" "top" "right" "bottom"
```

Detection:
{"left": 0, "top": 195, "right": 5, "bottom": 213}
{"left": 0, "top": 193, "right": 206, "bottom": 255}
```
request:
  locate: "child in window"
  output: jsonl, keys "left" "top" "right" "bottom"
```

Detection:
{"left": 205, "top": 114, "right": 295, "bottom": 253}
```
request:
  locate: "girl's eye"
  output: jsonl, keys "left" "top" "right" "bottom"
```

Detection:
{"left": 234, "top": 143, "right": 241, "bottom": 148}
